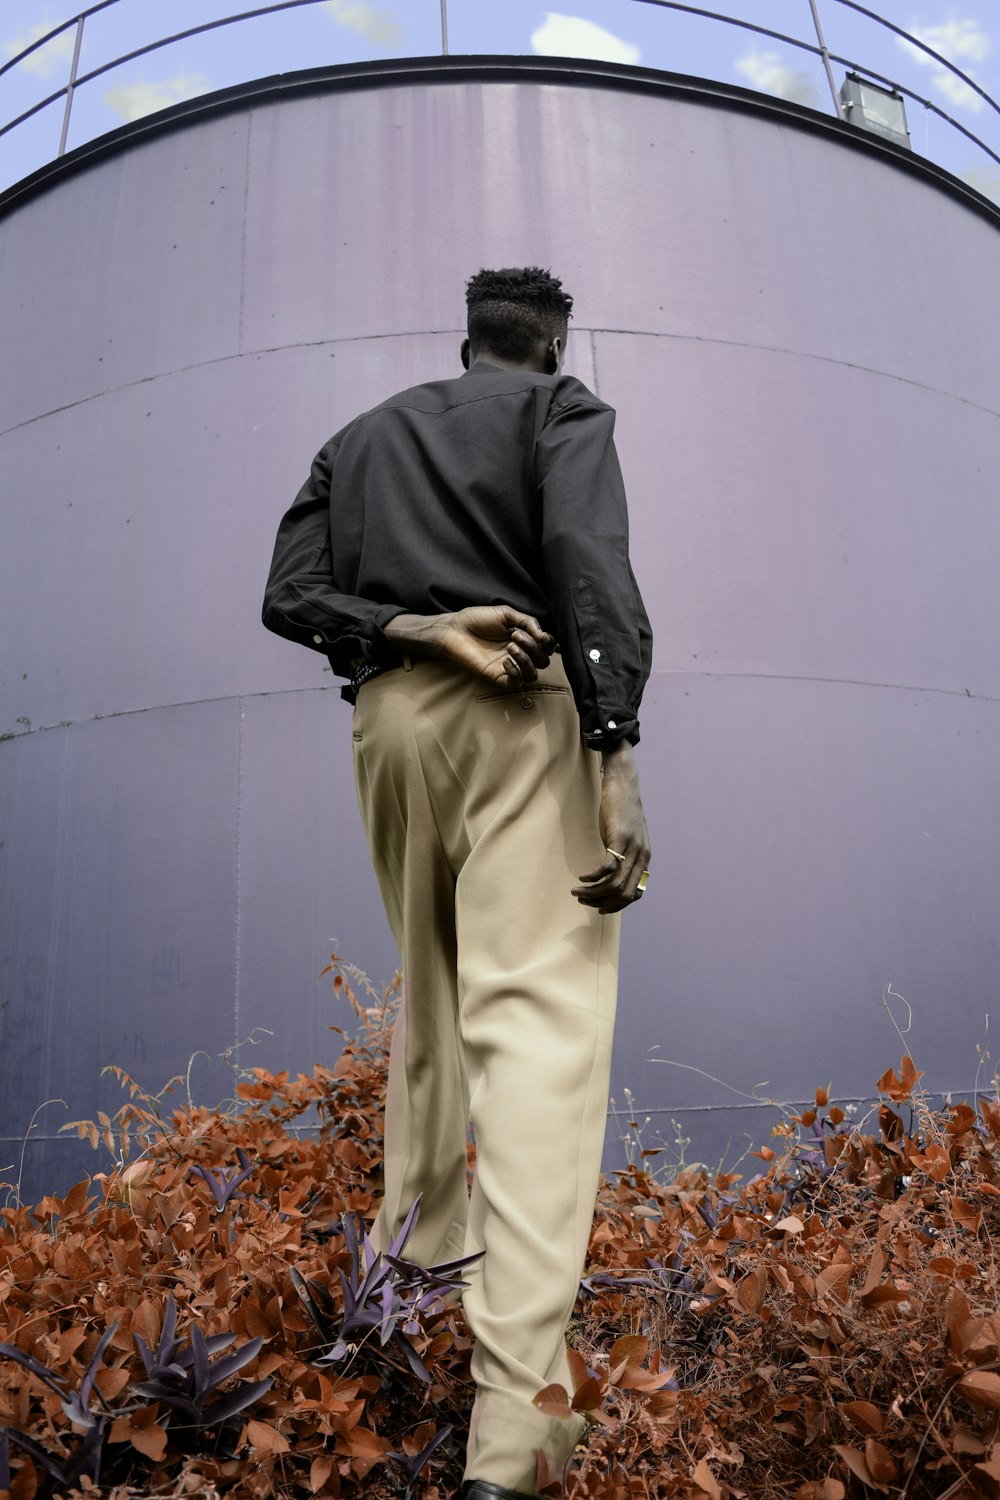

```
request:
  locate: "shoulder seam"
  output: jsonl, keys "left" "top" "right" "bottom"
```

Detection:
{"left": 547, "top": 396, "right": 612, "bottom": 418}
{"left": 348, "top": 384, "right": 545, "bottom": 426}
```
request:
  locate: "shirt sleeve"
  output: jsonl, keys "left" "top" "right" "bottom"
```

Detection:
{"left": 536, "top": 398, "right": 652, "bottom": 748}
{"left": 261, "top": 441, "right": 406, "bottom": 674}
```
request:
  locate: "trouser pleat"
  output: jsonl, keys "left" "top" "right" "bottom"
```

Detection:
{"left": 352, "top": 658, "right": 619, "bottom": 1493}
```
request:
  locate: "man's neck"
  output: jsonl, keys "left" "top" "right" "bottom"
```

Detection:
{"left": 468, "top": 354, "right": 547, "bottom": 375}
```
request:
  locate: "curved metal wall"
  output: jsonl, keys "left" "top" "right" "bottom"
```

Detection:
{"left": 2, "top": 60, "right": 999, "bottom": 1198}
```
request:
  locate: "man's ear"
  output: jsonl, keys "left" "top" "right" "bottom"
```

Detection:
{"left": 460, "top": 338, "right": 471, "bottom": 369}
{"left": 545, "top": 336, "right": 563, "bottom": 375}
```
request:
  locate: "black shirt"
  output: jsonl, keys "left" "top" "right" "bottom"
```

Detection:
{"left": 262, "top": 362, "right": 652, "bottom": 748}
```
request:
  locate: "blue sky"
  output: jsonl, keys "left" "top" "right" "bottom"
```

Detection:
{"left": 1, "top": 1, "right": 998, "bottom": 200}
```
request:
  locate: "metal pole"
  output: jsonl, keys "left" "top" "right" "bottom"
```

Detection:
{"left": 57, "top": 14, "right": 85, "bottom": 156}
{"left": 806, "top": 0, "right": 844, "bottom": 119}
{"left": 439, "top": 0, "right": 448, "bottom": 56}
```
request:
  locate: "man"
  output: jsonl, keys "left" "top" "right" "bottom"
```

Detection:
{"left": 262, "top": 266, "right": 652, "bottom": 1499}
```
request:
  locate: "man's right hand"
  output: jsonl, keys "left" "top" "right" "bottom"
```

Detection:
{"left": 384, "top": 606, "right": 554, "bottom": 688}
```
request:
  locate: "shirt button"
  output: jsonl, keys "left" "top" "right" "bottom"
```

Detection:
{"left": 520, "top": 696, "right": 534, "bottom": 710}
{"left": 589, "top": 648, "right": 602, "bottom": 662}
{"left": 607, "top": 720, "right": 617, "bottom": 730}
{"left": 312, "top": 634, "right": 323, "bottom": 645}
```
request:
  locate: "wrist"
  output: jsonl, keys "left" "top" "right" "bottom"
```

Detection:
{"left": 600, "top": 739, "right": 638, "bottom": 782}
{"left": 382, "top": 612, "right": 447, "bottom": 659}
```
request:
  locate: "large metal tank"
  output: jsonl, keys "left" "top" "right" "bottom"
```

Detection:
{"left": 2, "top": 56, "right": 999, "bottom": 1200}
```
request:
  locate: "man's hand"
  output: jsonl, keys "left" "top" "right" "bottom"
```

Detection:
{"left": 572, "top": 741, "right": 650, "bottom": 914}
{"left": 384, "top": 606, "right": 554, "bottom": 688}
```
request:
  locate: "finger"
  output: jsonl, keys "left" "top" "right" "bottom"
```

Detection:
{"left": 620, "top": 860, "right": 646, "bottom": 904}
{"left": 574, "top": 851, "right": 647, "bottom": 910}
{"left": 505, "top": 642, "right": 540, "bottom": 681}
{"left": 619, "top": 856, "right": 651, "bottom": 909}
{"left": 572, "top": 868, "right": 631, "bottom": 904}
{"left": 575, "top": 887, "right": 630, "bottom": 913}
{"left": 583, "top": 872, "right": 641, "bottom": 914}
{"left": 503, "top": 609, "right": 555, "bottom": 648}
{"left": 508, "top": 629, "right": 550, "bottom": 669}
{"left": 575, "top": 856, "right": 622, "bottom": 885}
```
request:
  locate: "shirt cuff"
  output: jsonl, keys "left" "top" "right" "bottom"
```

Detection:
{"left": 367, "top": 605, "right": 409, "bottom": 661}
{"left": 584, "top": 712, "right": 640, "bottom": 750}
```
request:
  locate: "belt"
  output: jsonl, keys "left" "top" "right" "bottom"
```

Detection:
{"left": 350, "top": 659, "right": 390, "bottom": 693}
{"left": 349, "top": 653, "right": 408, "bottom": 694}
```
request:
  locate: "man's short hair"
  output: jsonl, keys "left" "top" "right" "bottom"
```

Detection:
{"left": 465, "top": 266, "right": 574, "bottom": 362}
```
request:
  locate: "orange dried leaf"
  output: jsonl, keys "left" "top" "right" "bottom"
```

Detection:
{"left": 842, "top": 1401, "right": 884, "bottom": 1436}
{"left": 958, "top": 1371, "right": 1000, "bottom": 1410}
{"left": 692, "top": 1458, "right": 722, "bottom": 1499}
{"left": 621, "top": 1361, "right": 678, "bottom": 1393}
{"left": 93, "top": 1366, "right": 131, "bottom": 1400}
{"left": 646, "top": 1388, "right": 680, "bottom": 1421}
{"left": 129, "top": 1421, "right": 168, "bottom": 1462}
{"left": 861, "top": 1284, "right": 911, "bottom": 1310}
{"left": 10, "top": 1455, "right": 38, "bottom": 1500}
{"left": 859, "top": 1243, "right": 885, "bottom": 1297}
{"left": 609, "top": 1333, "right": 648, "bottom": 1379}
{"left": 817, "top": 1263, "right": 852, "bottom": 1301}
{"left": 570, "top": 1375, "right": 606, "bottom": 1412}
{"left": 834, "top": 1444, "right": 879, "bottom": 1489}
{"left": 63, "top": 1180, "right": 91, "bottom": 1216}
{"left": 796, "top": 1482, "right": 846, "bottom": 1500}
{"left": 951, "top": 1196, "right": 982, "bottom": 1232}
{"left": 864, "top": 1439, "right": 897, "bottom": 1485}
{"left": 533, "top": 1383, "right": 573, "bottom": 1419}
{"left": 976, "top": 1447, "right": 1000, "bottom": 1482}
{"left": 736, "top": 1266, "right": 767, "bottom": 1315}
{"left": 247, "top": 1419, "right": 291, "bottom": 1454}
{"left": 877, "top": 1055, "right": 925, "bottom": 1102}
{"left": 338, "top": 1424, "right": 388, "bottom": 1459}
{"left": 310, "top": 1455, "right": 335, "bottom": 1493}
{"left": 566, "top": 1345, "right": 589, "bottom": 1393}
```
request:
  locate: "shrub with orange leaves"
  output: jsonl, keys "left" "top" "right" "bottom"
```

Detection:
{"left": 544, "top": 1058, "right": 1000, "bottom": 1500}
{"left": 3, "top": 967, "right": 1000, "bottom": 1500}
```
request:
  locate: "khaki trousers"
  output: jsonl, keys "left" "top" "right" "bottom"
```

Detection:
{"left": 352, "top": 655, "right": 620, "bottom": 1492}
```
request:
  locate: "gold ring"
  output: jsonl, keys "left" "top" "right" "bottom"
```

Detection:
{"left": 606, "top": 848, "right": 625, "bottom": 862}
{"left": 637, "top": 870, "right": 650, "bottom": 892}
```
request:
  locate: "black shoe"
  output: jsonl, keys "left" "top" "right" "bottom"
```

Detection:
{"left": 464, "top": 1483, "right": 538, "bottom": 1500}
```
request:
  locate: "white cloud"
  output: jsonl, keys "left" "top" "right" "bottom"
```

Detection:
{"left": 900, "top": 18, "right": 990, "bottom": 67}
{"left": 102, "top": 73, "right": 211, "bottom": 123}
{"left": 320, "top": 0, "right": 403, "bottom": 51}
{"left": 734, "top": 49, "right": 820, "bottom": 106}
{"left": 898, "top": 17, "right": 990, "bottom": 114}
{"left": 3, "top": 20, "right": 74, "bottom": 78}
{"left": 530, "top": 13, "right": 640, "bottom": 66}
{"left": 933, "top": 70, "right": 985, "bottom": 111}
